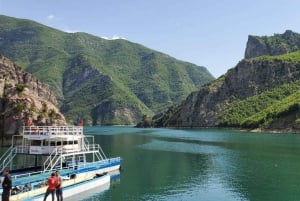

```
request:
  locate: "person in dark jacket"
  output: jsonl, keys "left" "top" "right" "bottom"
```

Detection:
{"left": 55, "top": 171, "right": 63, "bottom": 201}
{"left": 1, "top": 169, "right": 12, "bottom": 201}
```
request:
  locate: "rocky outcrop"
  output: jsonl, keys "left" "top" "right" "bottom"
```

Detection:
{"left": 0, "top": 55, "right": 66, "bottom": 145}
{"left": 245, "top": 30, "right": 300, "bottom": 59}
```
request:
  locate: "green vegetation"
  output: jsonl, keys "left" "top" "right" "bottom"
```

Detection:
{"left": 220, "top": 79, "right": 300, "bottom": 128}
{"left": 251, "top": 50, "right": 300, "bottom": 63}
{"left": 218, "top": 48, "right": 300, "bottom": 129}
{"left": 0, "top": 15, "right": 216, "bottom": 124}
{"left": 15, "top": 83, "right": 26, "bottom": 92}
{"left": 241, "top": 92, "right": 300, "bottom": 128}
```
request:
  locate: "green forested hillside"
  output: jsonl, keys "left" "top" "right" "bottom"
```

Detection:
{"left": 0, "top": 15, "right": 214, "bottom": 124}
{"left": 220, "top": 51, "right": 300, "bottom": 129}
{"left": 220, "top": 80, "right": 300, "bottom": 128}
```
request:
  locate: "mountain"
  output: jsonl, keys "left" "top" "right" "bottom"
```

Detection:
{"left": 0, "top": 15, "right": 214, "bottom": 125}
{"left": 154, "top": 31, "right": 300, "bottom": 133}
{"left": 0, "top": 55, "right": 66, "bottom": 145}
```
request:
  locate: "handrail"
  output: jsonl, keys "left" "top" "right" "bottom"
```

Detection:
{"left": 0, "top": 146, "right": 17, "bottom": 170}
{"left": 0, "top": 146, "right": 13, "bottom": 162}
{"left": 22, "top": 126, "right": 84, "bottom": 136}
{"left": 43, "top": 148, "right": 59, "bottom": 171}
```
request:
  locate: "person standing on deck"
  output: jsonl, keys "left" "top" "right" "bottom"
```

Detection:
{"left": 1, "top": 169, "right": 12, "bottom": 201}
{"left": 43, "top": 173, "right": 58, "bottom": 201}
{"left": 55, "top": 171, "right": 63, "bottom": 201}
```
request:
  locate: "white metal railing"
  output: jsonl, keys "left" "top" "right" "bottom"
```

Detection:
{"left": 15, "top": 145, "right": 30, "bottom": 154}
{"left": 22, "top": 126, "right": 83, "bottom": 136}
{"left": 42, "top": 143, "right": 101, "bottom": 171}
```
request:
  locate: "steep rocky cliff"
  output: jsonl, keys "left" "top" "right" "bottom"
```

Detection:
{"left": 245, "top": 30, "right": 300, "bottom": 58}
{"left": 0, "top": 55, "right": 66, "bottom": 144}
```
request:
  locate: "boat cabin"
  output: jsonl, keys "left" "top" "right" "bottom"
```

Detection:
{"left": 0, "top": 126, "right": 103, "bottom": 173}
{"left": 20, "top": 126, "right": 83, "bottom": 154}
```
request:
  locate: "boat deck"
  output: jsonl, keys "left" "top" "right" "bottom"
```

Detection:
{"left": 10, "top": 157, "right": 121, "bottom": 187}
{"left": 12, "top": 168, "right": 73, "bottom": 187}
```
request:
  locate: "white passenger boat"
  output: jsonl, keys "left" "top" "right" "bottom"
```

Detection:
{"left": 0, "top": 126, "right": 121, "bottom": 201}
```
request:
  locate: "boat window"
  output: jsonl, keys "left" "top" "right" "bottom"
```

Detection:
{"left": 43, "top": 140, "right": 48, "bottom": 146}
{"left": 31, "top": 140, "right": 41, "bottom": 145}
{"left": 63, "top": 141, "right": 68, "bottom": 145}
{"left": 67, "top": 141, "right": 78, "bottom": 145}
{"left": 50, "top": 141, "right": 56, "bottom": 146}
{"left": 57, "top": 141, "right": 62, "bottom": 146}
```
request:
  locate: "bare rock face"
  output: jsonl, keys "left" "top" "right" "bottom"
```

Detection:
{"left": 0, "top": 55, "right": 66, "bottom": 144}
{"left": 244, "top": 35, "right": 269, "bottom": 59}
{"left": 245, "top": 30, "right": 300, "bottom": 59}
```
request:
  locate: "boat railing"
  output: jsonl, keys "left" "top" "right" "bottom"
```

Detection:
{"left": 11, "top": 166, "right": 76, "bottom": 186}
{"left": 82, "top": 144, "right": 100, "bottom": 152}
{"left": 98, "top": 144, "right": 107, "bottom": 159}
{"left": 15, "top": 145, "right": 30, "bottom": 154}
{"left": 77, "top": 157, "right": 121, "bottom": 170}
{"left": 22, "top": 126, "right": 84, "bottom": 136}
{"left": 43, "top": 143, "right": 99, "bottom": 171}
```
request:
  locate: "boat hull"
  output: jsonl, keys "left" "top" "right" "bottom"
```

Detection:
{"left": 31, "top": 174, "right": 110, "bottom": 201}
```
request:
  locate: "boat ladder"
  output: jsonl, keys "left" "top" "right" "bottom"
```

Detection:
{"left": 0, "top": 146, "right": 17, "bottom": 170}
{"left": 43, "top": 148, "right": 61, "bottom": 172}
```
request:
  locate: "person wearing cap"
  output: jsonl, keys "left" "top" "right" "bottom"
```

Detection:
{"left": 1, "top": 169, "right": 12, "bottom": 201}
{"left": 43, "top": 173, "right": 58, "bottom": 201}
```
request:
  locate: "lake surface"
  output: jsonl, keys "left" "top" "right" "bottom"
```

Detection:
{"left": 73, "top": 127, "right": 300, "bottom": 200}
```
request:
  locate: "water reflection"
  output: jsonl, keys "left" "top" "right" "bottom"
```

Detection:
{"left": 82, "top": 127, "right": 300, "bottom": 200}
{"left": 137, "top": 136, "right": 247, "bottom": 201}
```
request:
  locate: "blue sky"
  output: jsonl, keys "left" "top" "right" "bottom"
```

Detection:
{"left": 0, "top": 0, "right": 300, "bottom": 77}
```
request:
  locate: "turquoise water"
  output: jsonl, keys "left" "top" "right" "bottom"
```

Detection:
{"left": 72, "top": 127, "right": 300, "bottom": 200}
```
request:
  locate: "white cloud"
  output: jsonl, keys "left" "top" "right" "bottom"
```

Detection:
{"left": 63, "top": 29, "right": 79, "bottom": 33}
{"left": 101, "top": 35, "right": 126, "bottom": 40}
{"left": 101, "top": 36, "right": 109, "bottom": 40}
{"left": 47, "top": 14, "right": 55, "bottom": 20}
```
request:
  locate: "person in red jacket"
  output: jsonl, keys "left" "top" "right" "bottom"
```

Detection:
{"left": 43, "top": 173, "right": 58, "bottom": 201}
